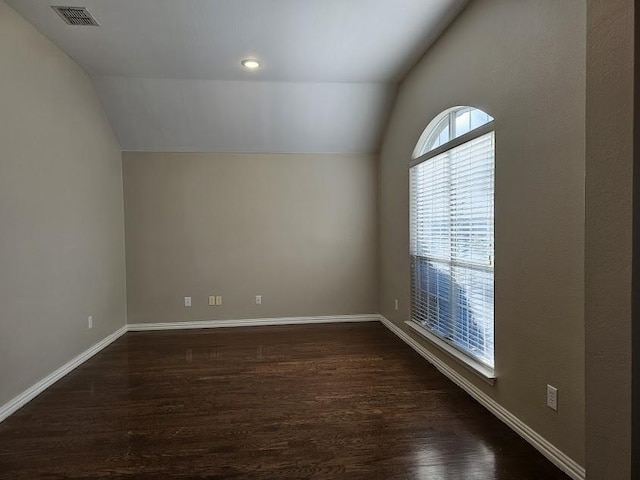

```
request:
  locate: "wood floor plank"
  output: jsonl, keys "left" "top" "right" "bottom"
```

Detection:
{"left": 0, "top": 323, "right": 570, "bottom": 479}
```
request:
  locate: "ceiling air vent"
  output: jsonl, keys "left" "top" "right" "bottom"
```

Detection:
{"left": 52, "top": 6, "right": 99, "bottom": 26}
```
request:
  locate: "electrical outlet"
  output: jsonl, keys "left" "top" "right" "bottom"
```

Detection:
{"left": 88, "top": 316, "right": 93, "bottom": 329}
{"left": 208, "top": 295, "right": 216, "bottom": 306}
{"left": 394, "top": 299, "right": 399, "bottom": 311}
{"left": 216, "top": 295, "right": 223, "bottom": 306}
{"left": 184, "top": 296, "right": 192, "bottom": 307}
{"left": 255, "top": 295, "right": 262, "bottom": 305}
{"left": 546, "top": 384, "right": 558, "bottom": 411}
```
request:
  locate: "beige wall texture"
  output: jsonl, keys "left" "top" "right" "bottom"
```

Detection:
{"left": 0, "top": 1, "right": 127, "bottom": 406}
{"left": 585, "top": 0, "right": 634, "bottom": 478}
{"left": 123, "top": 152, "right": 378, "bottom": 324}
{"left": 378, "top": 0, "right": 586, "bottom": 466}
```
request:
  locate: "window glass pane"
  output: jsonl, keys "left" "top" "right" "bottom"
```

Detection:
{"left": 449, "top": 134, "right": 495, "bottom": 266}
{"left": 437, "top": 125, "right": 450, "bottom": 146}
{"left": 470, "top": 109, "right": 491, "bottom": 131}
{"left": 451, "top": 265, "right": 494, "bottom": 366}
{"left": 411, "top": 258, "right": 452, "bottom": 338}
{"left": 455, "top": 109, "right": 472, "bottom": 137}
{"left": 410, "top": 154, "right": 450, "bottom": 260}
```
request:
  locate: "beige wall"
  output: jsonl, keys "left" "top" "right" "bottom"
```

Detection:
{"left": 585, "top": 0, "right": 634, "bottom": 478}
{"left": 0, "top": 2, "right": 126, "bottom": 406}
{"left": 123, "top": 152, "right": 378, "bottom": 323}
{"left": 378, "top": 0, "right": 586, "bottom": 466}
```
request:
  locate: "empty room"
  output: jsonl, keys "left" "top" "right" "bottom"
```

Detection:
{"left": 0, "top": 0, "right": 635, "bottom": 479}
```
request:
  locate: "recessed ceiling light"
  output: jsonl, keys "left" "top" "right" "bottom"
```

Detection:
{"left": 241, "top": 59, "right": 260, "bottom": 70}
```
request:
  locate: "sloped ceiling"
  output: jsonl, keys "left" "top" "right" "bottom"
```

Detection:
{"left": 6, "top": 0, "right": 468, "bottom": 153}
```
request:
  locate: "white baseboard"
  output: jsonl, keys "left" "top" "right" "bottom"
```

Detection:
{"left": 378, "top": 315, "right": 585, "bottom": 480}
{"left": 127, "top": 314, "right": 379, "bottom": 331}
{"left": 0, "top": 325, "right": 127, "bottom": 424}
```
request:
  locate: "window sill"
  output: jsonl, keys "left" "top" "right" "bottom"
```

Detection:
{"left": 404, "top": 320, "right": 496, "bottom": 385}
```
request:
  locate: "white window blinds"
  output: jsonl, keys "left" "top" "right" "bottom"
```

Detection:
{"left": 410, "top": 131, "right": 495, "bottom": 368}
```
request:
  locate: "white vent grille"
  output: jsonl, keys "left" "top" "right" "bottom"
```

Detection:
{"left": 52, "top": 6, "right": 99, "bottom": 26}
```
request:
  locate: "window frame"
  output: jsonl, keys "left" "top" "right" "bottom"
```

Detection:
{"left": 409, "top": 109, "right": 496, "bottom": 382}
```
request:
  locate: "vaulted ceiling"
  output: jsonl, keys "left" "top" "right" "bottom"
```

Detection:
{"left": 8, "top": 0, "right": 468, "bottom": 153}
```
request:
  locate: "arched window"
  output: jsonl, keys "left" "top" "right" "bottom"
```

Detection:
{"left": 413, "top": 106, "right": 493, "bottom": 158}
{"left": 409, "top": 106, "right": 495, "bottom": 373}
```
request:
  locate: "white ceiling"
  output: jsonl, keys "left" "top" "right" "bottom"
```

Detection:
{"left": 7, "top": 0, "right": 468, "bottom": 153}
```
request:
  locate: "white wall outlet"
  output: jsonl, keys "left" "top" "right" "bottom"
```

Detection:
{"left": 184, "top": 296, "right": 192, "bottom": 307}
{"left": 255, "top": 295, "right": 262, "bottom": 305}
{"left": 88, "top": 316, "right": 93, "bottom": 329}
{"left": 394, "top": 299, "right": 399, "bottom": 311}
{"left": 216, "top": 295, "right": 223, "bottom": 305}
{"left": 547, "top": 384, "right": 558, "bottom": 411}
{"left": 208, "top": 295, "right": 216, "bottom": 306}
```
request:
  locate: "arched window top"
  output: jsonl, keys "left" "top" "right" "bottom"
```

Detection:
{"left": 412, "top": 106, "right": 493, "bottom": 159}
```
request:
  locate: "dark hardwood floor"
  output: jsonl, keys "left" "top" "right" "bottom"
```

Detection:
{"left": 0, "top": 322, "right": 569, "bottom": 479}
